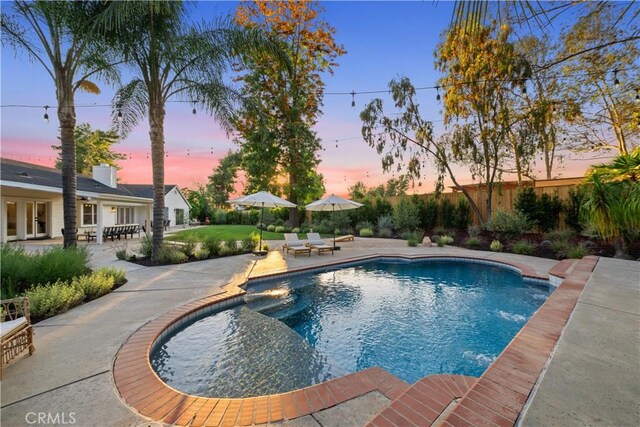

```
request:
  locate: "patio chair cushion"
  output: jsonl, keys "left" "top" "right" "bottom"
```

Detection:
{"left": 1, "top": 317, "right": 28, "bottom": 339}
{"left": 285, "top": 240, "right": 307, "bottom": 247}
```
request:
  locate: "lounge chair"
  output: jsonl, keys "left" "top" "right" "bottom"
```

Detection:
{"left": 334, "top": 234, "right": 355, "bottom": 242}
{"left": 1, "top": 297, "right": 35, "bottom": 378}
{"left": 283, "top": 233, "right": 311, "bottom": 257}
{"left": 306, "top": 233, "right": 334, "bottom": 255}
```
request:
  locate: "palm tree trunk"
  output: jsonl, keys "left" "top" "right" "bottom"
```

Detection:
{"left": 57, "top": 79, "right": 77, "bottom": 248}
{"left": 149, "top": 101, "right": 166, "bottom": 260}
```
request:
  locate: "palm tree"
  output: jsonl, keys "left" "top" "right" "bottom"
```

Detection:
{"left": 1, "top": 1, "right": 119, "bottom": 248}
{"left": 109, "top": 4, "right": 287, "bottom": 260}
{"left": 582, "top": 149, "right": 640, "bottom": 258}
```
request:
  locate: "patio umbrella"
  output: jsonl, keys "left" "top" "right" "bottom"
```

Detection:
{"left": 228, "top": 191, "right": 297, "bottom": 255}
{"left": 306, "top": 195, "right": 363, "bottom": 249}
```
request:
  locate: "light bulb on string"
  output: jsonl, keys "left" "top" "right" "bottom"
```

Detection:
{"left": 435, "top": 86, "right": 441, "bottom": 102}
{"left": 350, "top": 91, "right": 355, "bottom": 107}
{"left": 635, "top": 89, "right": 639, "bottom": 102}
{"left": 521, "top": 80, "right": 527, "bottom": 94}
{"left": 192, "top": 100, "right": 198, "bottom": 115}
{"left": 613, "top": 69, "right": 620, "bottom": 87}
{"left": 43, "top": 105, "right": 49, "bottom": 123}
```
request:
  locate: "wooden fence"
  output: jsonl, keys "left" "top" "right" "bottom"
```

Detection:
{"left": 385, "top": 177, "right": 584, "bottom": 227}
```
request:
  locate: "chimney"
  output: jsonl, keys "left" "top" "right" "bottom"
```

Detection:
{"left": 92, "top": 164, "right": 117, "bottom": 188}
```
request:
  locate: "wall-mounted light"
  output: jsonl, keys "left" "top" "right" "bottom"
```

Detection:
{"left": 111, "top": 206, "right": 117, "bottom": 213}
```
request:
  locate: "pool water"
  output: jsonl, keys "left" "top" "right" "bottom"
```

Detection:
{"left": 151, "top": 260, "right": 552, "bottom": 398}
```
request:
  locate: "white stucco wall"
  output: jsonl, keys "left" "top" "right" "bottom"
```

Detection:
{"left": 164, "top": 187, "right": 190, "bottom": 226}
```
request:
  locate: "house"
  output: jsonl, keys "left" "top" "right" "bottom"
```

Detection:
{"left": 0, "top": 159, "right": 186, "bottom": 244}
{"left": 117, "top": 184, "right": 190, "bottom": 228}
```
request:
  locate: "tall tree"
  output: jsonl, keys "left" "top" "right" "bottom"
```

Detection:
{"left": 435, "top": 21, "right": 531, "bottom": 221}
{"left": 560, "top": 3, "right": 640, "bottom": 155}
{"left": 208, "top": 150, "right": 242, "bottom": 207}
{"left": 52, "top": 123, "right": 126, "bottom": 175}
{"left": 1, "top": 1, "right": 118, "bottom": 247}
{"left": 111, "top": 3, "right": 286, "bottom": 259}
{"left": 233, "top": 0, "right": 345, "bottom": 225}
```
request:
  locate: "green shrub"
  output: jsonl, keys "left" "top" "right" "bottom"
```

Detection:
{"left": 418, "top": 198, "right": 438, "bottom": 230}
{"left": 511, "top": 240, "right": 535, "bottom": 255}
{"left": 454, "top": 199, "right": 471, "bottom": 230}
{"left": 543, "top": 229, "right": 575, "bottom": 242}
{"left": 26, "top": 281, "right": 84, "bottom": 321}
{"left": 179, "top": 240, "right": 196, "bottom": 257}
{"left": 273, "top": 218, "right": 285, "bottom": 227}
{"left": 267, "top": 224, "right": 276, "bottom": 232}
{"left": 225, "top": 239, "right": 239, "bottom": 254}
{"left": 467, "top": 224, "right": 481, "bottom": 238}
{"left": 438, "top": 235, "right": 454, "bottom": 246}
{"left": 261, "top": 242, "right": 269, "bottom": 251}
{"left": 377, "top": 215, "right": 394, "bottom": 231}
{"left": 378, "top": 228, "right": 393, "bottom": 238}
{"left": 359, "top": 228, "right": 374, "bottom": 237}
{"left": 550, "top": 240, "right": 570, "bottom": 254}
{"left": 356, "top": 221, "right": 374, "bottom": 231}
{"left": 490, "top": 240, "right": 504, "bottom": 252}
{"left": 116, "top": 248, "right": 129, "bottom": 261}
{"left": 31, "top": 247, "right": 91, "bottom": 287}
{"left": 301, "top": 227, "right": 310, "bottom": 234}
{"left": 194, "top": 248, "right": 210, "bottom": 260}
{"left": 514, "top": 187, "right": 538, "bottom": 223}
{"left": 565, "top": 187, "right": 586, "bottom": 232}
{"left": 292, "top": 227, "right": 301, "bottom": 233}
{"left": 568, "top": 246, "right": 588, "bottom": 259}
{"left": 213, "top": 209, "right": 227, "bottom": 225}
{"left": 407, "top": 238, "right": 419, "bottom": 247}
{"left": 465, "top": 237, "right": 481, "bottom": 248}
{"left": 158, "top": 246, "right": 188, "bottom": 264}
{"left": 97, "top": 267, "right": 126, "bottom": 286}
{"left": 139, "top": 234, "right": 153, "bottom": 257}
{"left": 394, "top": 198, "right": 420, "bottom": 231}
{"left": 1, "top": 245, "right": 91, "bottom": 296}
{"left": 203, "top": 237, "right": 222, "bottom": 256}
{"left": 274, "top": 226, "right": 285, "bottom": 233}
{"left": 487, "top": 210, "right": 531, "bottom": 240}
{"left": 537, "top": 193, "right": 563, "bottom": 232}
{"left": 438, "top": 198, "right": 456, "bottom": 229}
{"left": 241, "top": 237, "right": 255, "bottom": 252}
{"left": 72, "top": 271, "right": 115, "bottom": 300}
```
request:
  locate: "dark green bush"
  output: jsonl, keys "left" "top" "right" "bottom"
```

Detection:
{"left": 422, "top": 198, "right": 438, "bottom": 230}
{"left": 139, "top": 234, "right": 152, "bottom": 257}
{"left": 488, "top": 211, "right": 532, "bottom": 240}
{"left": 0, "top": 245, "right": 90, "bottom": 297}
{"left": 568, "top": 245, "right": 588, "bottom": 259}
{"left": 241, "top": 237, "right": 255, "bottom": 252}
{"left": 438, "top": 198, "right": 456, "bottom": 229}
{"left": 394, "top": 198, "right": 420, "bottom": 231}
{"left": 511, "top": 240, "right": 535, "bottom": 255}
{"left": 514, "top": 187, "right": 538, "bottom": 223}
{"left": 565, "top": 187, "right": 586, "bottom": 232}
{"left": 537, "top": 193, "right": 563, "bottom": 232}
{"left": 213, "top": 209, "right": 227, "bottom": 225}
{"left": 454, "top": 199, "right": 472, "bottom": 230}
{"left": 465, "top": 237, "right": 482, "bottom": 247}
{"left": 378, "top": 228, "right": 393, "bottom": 238}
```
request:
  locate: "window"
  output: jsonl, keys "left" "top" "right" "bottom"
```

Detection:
{"left": 117, "top": 207, "right": 134, "bottom": 225}
{"left": 175, "top": 209, "right": 185, "bottom": 225}
{"left": 82, "top": 204, "right": 97, "bottom": 226}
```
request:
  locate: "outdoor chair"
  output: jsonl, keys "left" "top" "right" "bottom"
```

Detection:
{"left": 283, "top": 233, "right": 311, "bottom": 257}
{"left": 305, "top": 233, "right": 334, "bottom": 255}
{"left": 1, "top": 297, "right": 35, "bottom": 378}
{"left": 334, "top": 234, "right": 355, "bottom": 242}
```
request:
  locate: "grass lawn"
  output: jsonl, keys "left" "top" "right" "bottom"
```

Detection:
{"left": 168, "top": 225, "right": 285, "bottom": 241}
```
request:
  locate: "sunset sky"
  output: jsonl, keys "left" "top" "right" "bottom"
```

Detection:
{"left": 1, "top": 1, "right": 606, "bottom": 197}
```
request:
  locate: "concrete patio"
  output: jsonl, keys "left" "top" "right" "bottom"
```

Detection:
{"left": 0, "top": 237, "right": 638, "bottom": 426}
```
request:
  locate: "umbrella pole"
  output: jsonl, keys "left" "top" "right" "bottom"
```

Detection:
{"left": 259, "top": 202, "right": 264, "bottom": 252}
{"left": 332, "top": 204, "right": 336, "bottom": 249}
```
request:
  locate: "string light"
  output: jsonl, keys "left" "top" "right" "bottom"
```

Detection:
{"left": 613, "top": 69, "right": 619, "bottom": 87}
{"left": 521, "top": 80, "right": 527, "bottom": 94}
{"left": 43, "top": 105, "right": 49, "bottom": 123}
{"left": 192, "top": 100, "right": 198, "bottom": 115}
{"left": 635, "top": 89, "right": 639, "bottom": 102}
{"left": 350, "top": 91, "right": 355, "bottom": 107}
{"left": 435, "top": 85, "right": 441, "bottom": 101}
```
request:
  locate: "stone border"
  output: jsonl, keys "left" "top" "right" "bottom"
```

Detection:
{"left": 112, "top": 254, "right": 572, "bottom": 427}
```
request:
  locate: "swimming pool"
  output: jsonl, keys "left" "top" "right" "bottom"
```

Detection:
{"left": 150, "top": 259, "right": 552, "bottom": 398}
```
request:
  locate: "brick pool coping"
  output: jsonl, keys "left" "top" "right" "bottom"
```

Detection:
{"left": 112, "top": 254, "right": 596, "bottom": 426}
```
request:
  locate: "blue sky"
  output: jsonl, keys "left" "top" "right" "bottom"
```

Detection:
{"left": 0, "top": 1, "right": 600, "bottom": 194}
